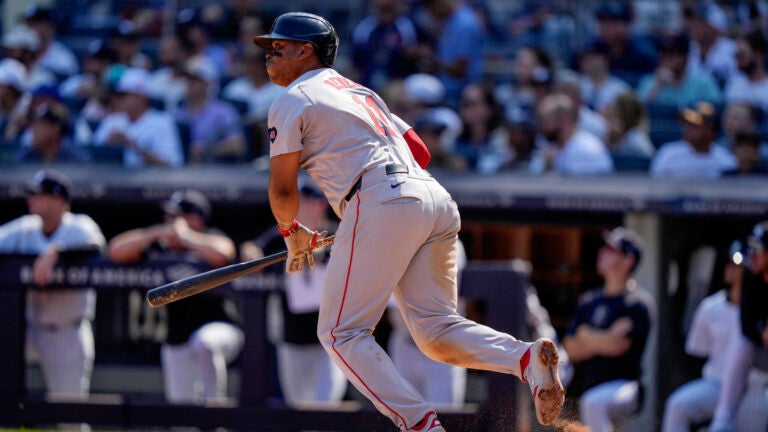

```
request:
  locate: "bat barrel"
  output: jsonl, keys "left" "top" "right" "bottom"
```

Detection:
{"left": 146, "top": 251, "right": 287, "bottom": 307}
{"left": 146, "top": 234, "right": 335, "bottom": 308}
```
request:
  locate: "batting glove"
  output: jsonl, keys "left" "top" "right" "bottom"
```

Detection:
{"left": 278, "top": 220, "right": 328, "bottom": 273}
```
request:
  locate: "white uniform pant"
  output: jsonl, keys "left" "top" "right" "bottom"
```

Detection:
{"left": 318, "top": 170, "right": 531, "bottom": 431}
{"left": 161, "top": 321, "right": 244, "bottom": 404}
{"left": 710, "top": 336, "right": 768, "bottom": 431}
{"left": 388, "top": 307, "right": 466, "bottom": 407}
{"left": 579, "top": 379, "right": 641, "bottom": 432}
{"left": 26, "top": 319, "right": 94, "bottom": 397}
{"left": 277, "top": 343, "right": 347, "bottom": 405}
{"left": 662, "top": 377, "right": 720, "bottom": 432}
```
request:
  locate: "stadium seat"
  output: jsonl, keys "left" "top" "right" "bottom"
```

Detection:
{"left": 611, "top": 154, "right": 652, "bottom": 172}
{"left": 85, "top": 144, "right": 124, "bottom": 164}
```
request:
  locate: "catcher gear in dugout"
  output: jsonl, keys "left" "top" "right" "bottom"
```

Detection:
{"left": 252, "top": 12, "right": 339, "bottom": 67}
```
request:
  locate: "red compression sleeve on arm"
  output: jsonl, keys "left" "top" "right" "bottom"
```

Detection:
{"left": 403, "top": 128, "right": 431, "bottom": 168}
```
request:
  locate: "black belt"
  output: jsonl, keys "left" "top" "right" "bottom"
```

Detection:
{"left": 344, "top": 163, "right": 408, "bottom": 201}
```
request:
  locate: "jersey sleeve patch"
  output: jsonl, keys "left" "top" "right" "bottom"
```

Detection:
{"left": 268, "top": 127, "right": 277, "bottom": 143}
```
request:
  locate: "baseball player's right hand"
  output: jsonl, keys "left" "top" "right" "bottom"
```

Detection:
{"left": 280, "top": 220, "right": 328, "bottom": 273}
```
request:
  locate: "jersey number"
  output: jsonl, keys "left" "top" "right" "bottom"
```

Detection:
{"left": 353, "top": 95, "right": 393, "bottom": 136}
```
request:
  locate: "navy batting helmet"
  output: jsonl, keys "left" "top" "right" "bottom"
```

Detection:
{"left": 252, "top": 12, "right": 338, "bottom": 66}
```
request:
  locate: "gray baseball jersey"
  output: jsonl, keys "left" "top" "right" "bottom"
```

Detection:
{"left": 268, "top": 67, "right": 533, "bottom": 430}
{"left": 0, "top": 212, "right": 105, "bottom": 396}
{"left": 269, "top": 68, "right": 425, "bottom": 219}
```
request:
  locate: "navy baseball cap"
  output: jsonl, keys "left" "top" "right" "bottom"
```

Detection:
{"left": 162, "top": 189, "right": 211, "bottom": 219}
{"left": 729, "top": 240, "right": 748, "bottom": 266}
{"left": 603, "top": 227, "right": 643, "bottom": 264}
{"left": 25, "top": 169, "right": 71, "bottom": 201}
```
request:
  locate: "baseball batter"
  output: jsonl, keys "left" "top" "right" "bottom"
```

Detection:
{"left": 254, "top": 12, "right": 564, "bottom": 431}
{"left": 0, "top": 169, "right": 105, "bottom": 397}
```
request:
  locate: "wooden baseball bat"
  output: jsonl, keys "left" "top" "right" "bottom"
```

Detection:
{"left": 146, "top": 234, "right": 335, "bottom": 308}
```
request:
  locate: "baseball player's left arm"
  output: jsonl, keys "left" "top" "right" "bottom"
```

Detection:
{"left": 269, "top": 150, "right": 326, "bottom": 273}
{"left": 269, "top": 150, "right": 301, "bottom": 229}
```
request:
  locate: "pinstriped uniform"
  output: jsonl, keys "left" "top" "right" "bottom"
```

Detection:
{"left": 268, "top": 67, "right": 532, "bottom": 430}
{"left": 0, "top": 212, "right": 105, "bottom": 396}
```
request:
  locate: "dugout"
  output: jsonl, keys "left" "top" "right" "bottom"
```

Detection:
{"left": 1, "top": 163, "right": 766, "bottom": 431}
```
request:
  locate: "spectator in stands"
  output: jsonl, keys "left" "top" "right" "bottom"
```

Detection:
{"left": 563, "top": 227, "right": 654, "bottom": 432}
{"left": 4, "top": 83, "right": 63, "bottom": 146}
{"left": 496, "top": 46, "right": 553, "bottom": 123}
{"left": 589, "top": 0, "right": 657, "bottom": 87}
{"left": 411, "top": 111, "right": 467, "bottom": 172}
{"left": 24, "top": 4, "right": 78, "bottom": 79}
{"left": 714, "top": 101, "right": 768, "bottom": 169}
{"left": 222, "top": 48, "right": 280, "bottom": 119}
{"left": 421, "top": 0, "right": 486, "bottom": 106}
{"left": 724, "top": 30, "right": 768, "bottom": 113}
{"left": 402, "top": 73, "right": 461, "bottom": 133}
{"left": 59, "top": 41, "right": 117, "bottom": 102}
{"left": 709, "top": 221, "right": 768, "bottom": 432}
{"left": 637, "top": 33, "right": 722, "bottom": 109}
{"left": 0, "top": 59, "right": 28, "bottom": 142}
{"left": 227, "top": 13, "right": 265, "bottom": 78}
{"left": 177, "top": 56, "right": 246, "bottom": 164}
{"left": 177, "top": 8, "right": 231, "bottom": 78}
{"left": 109, "top": 189, "right": 243, "bottom": 405}
{"left": 631, "top": 0, "right": 683, "bottom": 38}
{"left": 12, "top": 102, "right": 90, "bottom": 163}
{"left": 62, "top": 44, "right": 119, "bottom": 146}
{"left": 147, "top": 34, "right": 191, "bottom": 114}
{"left": 240, "top": 181, "right": 347, "bottom": 406}
{"left": 661, "top": 240, "right": 756, "bottom": 432}
{"left": 94, "top": 67, "right": 184, "bottom": 167}
{"left": 196, "top": 0, "right": 268, "bottom": 41}
{"left": 725, "top": 131, "right": 768, "bottom": 175}
{"left": 222, "top": 57, "right": 278, "bottom": 161}
{"left": 0, "top": 169, "right": 106, "bottom": 398}
{"left": 530, "top": 93, "right": 614, "bottom": 176}
{"left": 380, "top": 74, "right": 462, "bottom": 149}
{"left": 554, "top": 70, "right": 608, "bottom": 143}
{"left": 577, "top": 40, "right": 631, "bottom": 112}
{"left": 2, "top": 24, "right": 56, "bottom": 91}
{"left": 715, "top": 102, "right": 763, "bottom": 149}
{"left": 505, "top": 1, "right": 574, "bottom": 61}
{"left": 453, "top": 83, "right": 511, "bottom": 174}
{"left": 650, "top": 101, "right": 737, "bottom": 178}
{"left": 602, "top": 91, "right": 655, "bottom": 158}
{"left": 109, "top": 20, "right": 152, "bottom": 70}
{"left": 682, "top": 3, "right": 738, "bottom": 87}
{"left": 501, "top": 115, "right": 537, "bottom": 170}
{"left": 351, "top": 0, "right": 429, "bottom": 91}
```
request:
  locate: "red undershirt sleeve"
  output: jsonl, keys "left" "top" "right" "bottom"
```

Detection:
{"left": 403, "top": 128, "right": 431, "bottom": 168}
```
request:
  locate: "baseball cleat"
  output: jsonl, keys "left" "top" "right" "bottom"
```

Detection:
{"left": 408, "top": 411, "right": 445, "bottom": 432}
{"left": 521, "top": 338, "right": 565, "bottom": 425}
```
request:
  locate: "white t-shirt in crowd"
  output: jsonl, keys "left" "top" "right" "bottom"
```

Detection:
{"left": 94, "top": 109, "right": 184, "bottom": 167}
{"left": 650, "top": 140, "right": 737, "bottom": 178}
{"left": 530, "top": 129, "right": 615, "bottom": 176}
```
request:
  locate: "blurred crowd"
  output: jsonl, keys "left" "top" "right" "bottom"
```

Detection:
{"left": 1, "top": 0, "right": 768, "bottom": 177}
{"left": 2, "top": 2, "right": 768, "bottom": 430}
